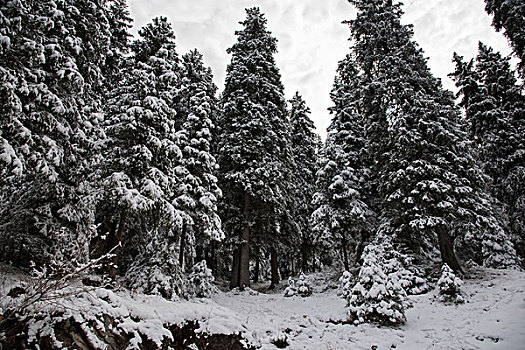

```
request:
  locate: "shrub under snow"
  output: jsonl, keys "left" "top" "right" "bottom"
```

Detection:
{"left": 284, "top": 273, "right": 312, "bottom": 297}
{"left": 437, "top": 263, "right": 464, "bottom": 304}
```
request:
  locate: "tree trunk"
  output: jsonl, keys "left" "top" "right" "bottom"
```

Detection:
{"left": 341, "top": 238, "right": 349, "bottom": 271}
{"left": 179, "top": 223, "right": 186, "bottom": 270}
{"left": 311, "top": 250, "right": 316, "bottom": 272}
{"left": 436, "top": 226, "right": 462, "bottom": 272}
{"left": 269, "top": 246, "right": 280, "bottom": 289}
{"left": 238, "top": 192, "right": 251, "bottom": 290}
{"left": 230, "top": 248, "right": 240, "bottom": 289}
{"left": 355, "top": 240, "right": 366, "bottom": 265}
{"left": 254, "top": 245, "right": 260, "bottom": 283}
{"left": 301, "top": 241, "right": 308, "bottom": 273}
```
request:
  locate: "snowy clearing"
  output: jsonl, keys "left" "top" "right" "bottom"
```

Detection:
{"left": 212, "top": 268, "right": 525, "bottom": 349}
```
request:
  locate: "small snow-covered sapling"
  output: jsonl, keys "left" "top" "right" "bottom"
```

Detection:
{"left": 437, "top": 263, "right": 464, "bottom": 304}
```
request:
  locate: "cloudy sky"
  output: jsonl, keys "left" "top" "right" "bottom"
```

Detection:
{"left": 128, "top": 0, "right": 513, "bottom": 137}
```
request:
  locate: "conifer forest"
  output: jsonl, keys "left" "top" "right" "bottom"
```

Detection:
{"left": 1, "top": 0, "right": 524, "bottom": 349}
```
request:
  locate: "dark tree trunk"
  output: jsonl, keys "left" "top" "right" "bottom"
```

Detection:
{"left": 355, "top": 240, "right": 366, "bottom": 266}
{"left": 341, "top": 238, "right": 349, "bottom": 271}
{"left": 254, "top": 245, "right": 260, "bottom": 283}
{"left": 311, "top": 250, "right": 316, "bottom": 272}
{"left": 207, "top": 240, "right": 217, "bottom": 273}
{"left": 301, "top": 241, "right": 308, "bottom": 273}
{"left": 436, "top": 226, "right": 462, "bottom": 272}
{"left": 238, "top": 192, "right": 251, "bottom": 289}
{"left": 269, "top": 246, "right": 280, "bottom": 289}
{"left": 179, "top": 223, "right": 186, "bottom": 270}
{"left": 196, "top": 244, "right": 204, "bottom": 265}
{"left": 230, "top": 248, "right": 240, "bottom": 289}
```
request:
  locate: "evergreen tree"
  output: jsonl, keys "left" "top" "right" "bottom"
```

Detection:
{"left": 345, "top": 0, "right": 516, "bottom": 270}
{"left": 347, "top": 236, "right": 408, "bottom": 326}
{"left": 450, "top": 43, "right": 525, "bottom": 262}
{"left": 311, "top": 55, "right": 375, "bottom": 271}
{"left": 0, "top": 0, "right": 112, "bottom": 267}
{"left": 288, "top": 92, "right": 321, "bottom": 273}
{"left": 177, "top": 49, "right": 223, "bottom": 270}
{"left": 484, "top": 0, "right": 525, "bottom": 76}
{"left": 100, "top": 17, "right": 187, "bottom": 297}
{"left": 218, "top": 7, "right": 291, "bottom": 289}
{"left": 437, "top": 263, "right": 464, "bottom": 304}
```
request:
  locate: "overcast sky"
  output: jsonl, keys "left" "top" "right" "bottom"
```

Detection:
{"left": 128, "top": 0, "right": 513, "bottom": 137}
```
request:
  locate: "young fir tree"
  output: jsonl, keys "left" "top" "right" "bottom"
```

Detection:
{"left": 311, "top": 55, "right": 375, "bottom": 271}
{"left": 0, "top": 0, "right": 111, "bottom": 267}
{"left": 177, "top": 49, "right": 223, "bottom": 270}
{"left": 450, "top": 44, "right": 525, "bottom": 262}
{"left": 288, "top": 92, "right": 321, "bottom": 273}
{"left": 218, "top": 7, "right": 291, "bottom": 289}
{"left": 345, "top": 0, "right": 517, "bottom": 270}
{"left": 437, "top": 263, "right": 464, "bottom": 304}
{"left": 484, "top": 0, "right": 525, "bottom": 76}
{"left": 101, "top": 17, "right": 187, "bottom": 298}
{"left": 347, "top": 235, "right": 408, "bottom": 326}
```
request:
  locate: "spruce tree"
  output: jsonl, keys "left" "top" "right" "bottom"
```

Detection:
{"left": 101, "top": 17, "right": 187, "bottom": 297}
{"left": 451, "top": 43, "right": 525, "bottom": 262}
{"left": 484, "top": 0, "right": 525, "bottom": 76}
{"left": 311, "top": 55, "right": 375, "bottom": 271}
{"left": 345, "top": 0, "right": 516, "bottom": 270}
{"left": 218, "top": 7, "right": 291, "bottom": 289}
{"left": 288, "top": 92, "right": 321, "bottom": 273}
{"left": 177, "top": 49, "right": 223, "bottom": 270}
{"left": 0, "top": 0, "right": 112, "bottom": 267}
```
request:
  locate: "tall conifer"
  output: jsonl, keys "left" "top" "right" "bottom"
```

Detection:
{"left": 345, "top": 0, "right": 515, "bottom": 269}
{"left": 218, "top": 8, "right": 291, "bottom": 289}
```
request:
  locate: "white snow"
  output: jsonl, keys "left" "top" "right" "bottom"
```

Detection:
{"left": 211, "top": 267, "right": 525, "bottom": 349}
{"left": 2, "top": 267, "right": 524, "bottom": 349}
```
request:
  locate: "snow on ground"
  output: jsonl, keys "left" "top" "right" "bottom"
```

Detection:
{"left": 2, "top": 266, "right": 524, "bottom": 349}
{"left": 212, "top": 268, "right": 525, "bottom": 349}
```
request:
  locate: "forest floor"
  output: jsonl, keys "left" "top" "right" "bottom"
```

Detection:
{"left": 1, "top": 266, "right": 524, "bottom": 349}
{"left": 213, "top": 267, "right": 525, "bottom": 349}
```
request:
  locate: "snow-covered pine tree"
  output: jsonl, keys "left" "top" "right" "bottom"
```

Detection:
{"left": 296, "top": 272, "right": 312, "bottom": 297}
{"left": 0, "top": 0, "right": 111, "bottom": 268}
{"left": 475, "top": 44, "right": 525, "bottom": 263}
{"left": 311, "top": 55, "right": 375, "bottom": 271}
{"left": 484, "top": 0, "right": 525, "bottom": 76}
{"left": 345, "top": 0, "right": 517, "bottom": 270}
{"left": 218, "top": 8, "right": 291, "bottom": 289}
{"left": 347, "top": 236, "right": 408, "bottom": 326}
{"left": 288, "top": 92, "right": 321, "bottom": 273}
{"left": 188, "top": 260, "right": 218, "bottom": 298}
{"left": 338, "top": 271, "right": 354, "bottom": 299}
{"left": 101, "top": 17, "right": 187, "bottom": 298}
{"left": 450, "top": 44, "right": 525, "bottom": 263}
{"left": 176, "top": 49, "right": 223, "bottom": 271}
{"left": 437, "top": 263, "right": 464, "bottom": 304}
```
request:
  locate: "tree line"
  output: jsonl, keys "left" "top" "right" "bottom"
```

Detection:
{"left": 1, "top": 0, "right": 523, "bottom": 300}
